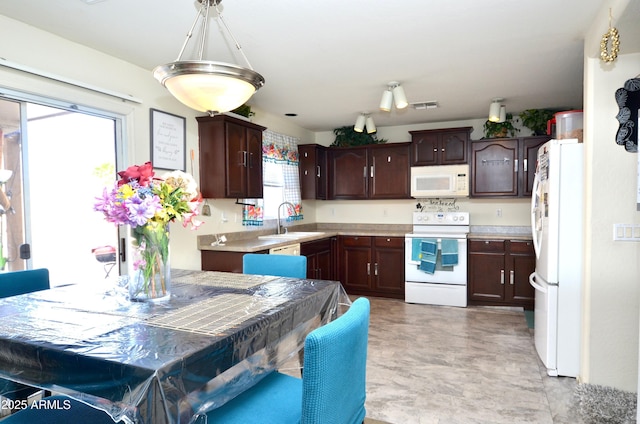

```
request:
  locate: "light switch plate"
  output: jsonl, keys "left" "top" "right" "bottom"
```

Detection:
{"left": 613, "top": 224, "right": 640, "bottom": 241}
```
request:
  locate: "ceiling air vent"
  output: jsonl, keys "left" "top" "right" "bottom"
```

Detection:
{"left": 410, "top": 101, "right": 439, "bottom": 110}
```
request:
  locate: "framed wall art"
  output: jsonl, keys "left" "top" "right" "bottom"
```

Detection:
{"left": 150, "top": 108, "right": 186, "bottom": 171}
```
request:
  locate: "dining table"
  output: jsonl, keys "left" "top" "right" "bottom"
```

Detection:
{"left": 0, "top": 269, "right": 349, "bottom": 424}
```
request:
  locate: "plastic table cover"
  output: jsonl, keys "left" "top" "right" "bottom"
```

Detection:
{"left": 0, "top": 269, "right": 350, "bottom": 424}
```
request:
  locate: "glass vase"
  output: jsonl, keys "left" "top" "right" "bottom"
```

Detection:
{"left": 128, "top": 222, "right": 170, "bottom": 301}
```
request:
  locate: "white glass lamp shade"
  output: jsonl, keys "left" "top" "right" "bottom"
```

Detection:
{"left": 379, "top": 89, "right": 393, "bottom": 112}
{"left": 354, "top": 114, "right": 367, "bottom": 132}
{"left": 153, "top": 61, "right": 265, "bottom": 114}
{"left": 488, "top": 101, "right": 501, "bottom": 122}
{"left": 365, "top": 116, "right": 376, "bottom": 133}
{"left": 392, "top": 84, "right": 408, "bottom": 109}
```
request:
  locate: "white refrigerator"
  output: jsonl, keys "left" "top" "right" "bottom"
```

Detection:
{"left": 529, "top": 139, "right": 583, "bottom": 377}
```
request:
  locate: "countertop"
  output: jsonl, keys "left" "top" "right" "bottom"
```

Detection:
{"left": 468, "top": 225, "right": 532, "bottom": 240}
{"left": 198, "top": 224, "right": 411, "bottom": 253}
{"left": 198, "top": 224, "right": 533, "bottom": 252}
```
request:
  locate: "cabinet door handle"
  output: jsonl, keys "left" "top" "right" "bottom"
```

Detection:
{"left": 248, "top": 152, "right": 253, "bottom": 168}
{"left": 370, "top": 165, "right": 374, "bottom": 178}
{"left": 524, "top": 159, "right": 528, "bottom": 172}
{"left": 367, "top": 262, "right": 371, "bottom": 275}
{"left": 238, "top": 150, "right": 246, "bottom": 167}
{"left": 374, "top": 263, "right": 378, "bottom": 276}
{"left": 433, "top": 148, "right": 438, "bottom": 152}
{"left": 514, "top": 159, "right": 518, "bottom": 172}
{"left": 500, "top": 269, "right": 505, "bottom": 285}
{"left": 510, "top": 270, "right": 514, "bottom": 285}
{"left": 363, "top": 166, "right": 367, "bottom": 178}
{"left": 441, "top": 148, "right": 445, "bottom": 152}
{"left": 316, "top": 166, "right": 321, "bottom": 178}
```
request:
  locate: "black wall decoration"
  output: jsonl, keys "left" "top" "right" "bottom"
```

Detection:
{"left": 615, "top": 77, "right": 640, "bottom": 153}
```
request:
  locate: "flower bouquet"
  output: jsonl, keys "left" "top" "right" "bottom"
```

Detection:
{"left": 94, "top": 162, "right": 202, "bottom": 300}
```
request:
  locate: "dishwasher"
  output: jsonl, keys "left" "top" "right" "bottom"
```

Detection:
{"left": 268, "top": 243, "right": 301, "bottom": 255}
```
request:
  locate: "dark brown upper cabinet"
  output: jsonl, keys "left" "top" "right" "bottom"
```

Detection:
{"left": 197, "top": 114, "right": 266, "bottom": 199}
{"left": 410, "top": 127, "right": 472, "bottom": 166}
{"left": 329, "top": 143, "right": 411, "bottom": 200}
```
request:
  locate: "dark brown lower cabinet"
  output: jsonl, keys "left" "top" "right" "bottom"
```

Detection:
{"left": 467, "top": 239, "right": 535, "bottom": 309}
{"left": 300, "top": 237, "right": 336, "bottom": 280}
{"left": 338, "top": 236, "right": 404, "bottom": 299}
{"left": 201, "top": 250, "right": 268, "bottom": 274}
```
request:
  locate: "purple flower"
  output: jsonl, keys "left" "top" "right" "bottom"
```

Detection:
{"left": 127, "top": 195, "right": 161, "bottom": 227}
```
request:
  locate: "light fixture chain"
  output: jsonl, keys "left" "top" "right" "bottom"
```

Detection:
{"left": 175, "top": 1, "right": 208, "bottom": 61}
{"left": 213, "top": 2, "right": 255, "bottom": 70}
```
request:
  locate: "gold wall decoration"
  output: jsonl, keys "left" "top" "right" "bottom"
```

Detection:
{"left": 600, "top": 9, "right": 620, "bottom": 63}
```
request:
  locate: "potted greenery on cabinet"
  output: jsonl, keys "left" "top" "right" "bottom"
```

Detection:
{"left": 331, "top": 126, "right": 387, "bottom": 147}
{"left": 483, "top": 113, "right": 519, "bottom": 138}
{"left": 519, "top": 109, "right": 554, "bottom": 136}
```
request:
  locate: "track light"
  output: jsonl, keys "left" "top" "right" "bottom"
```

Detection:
{"left": 354, "top": 113, "right": 376, "bottom": 133}
{"left": 354, "top": 114, "right": 367, "bottom": 132}
{"left": 488, "top": 98, "right": 504, "bottom": 122}
{"left": 365, "top": 115, "right": 376, "bottom": 133}
{"left": 380, "top": 81, "right": 408, "bottom": 111}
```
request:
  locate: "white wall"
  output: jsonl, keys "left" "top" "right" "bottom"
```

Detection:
{"left": 581, "top": 51, "right": 640, "bottom": 391}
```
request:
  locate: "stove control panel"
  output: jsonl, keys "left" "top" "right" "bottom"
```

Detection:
{"left": 413, "top": 211, "right": 469, "bottom": 225}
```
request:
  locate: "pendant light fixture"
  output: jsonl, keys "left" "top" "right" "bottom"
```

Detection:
{"left": 153, "top": 0, "right": 265, "bottom": 116}
{"left": 379, "top": 81, "right": 408, "bottom": 112}
{"left": 354, "top": 113, "right": 376, "bottom": 133}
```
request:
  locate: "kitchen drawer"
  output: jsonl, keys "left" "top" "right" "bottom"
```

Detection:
{"left": 341, "top": 236, "right": 373, "bottom": 247}
{"left": 468, "top": 239, "right": 505, "bottom": 253}
{"left": 509, "top": 239, "right": 534, "bottom": 253}
{"left": 374, "top": 236, "right": 404, "bottom": 248}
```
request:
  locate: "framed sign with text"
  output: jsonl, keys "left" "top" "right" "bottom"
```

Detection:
{"left": 150, "top": 108, "right": 186, "bottom": 171}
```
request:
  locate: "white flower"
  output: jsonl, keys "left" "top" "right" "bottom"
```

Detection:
{"left": 162, "top": 170, "right": 199, "bottom": 201}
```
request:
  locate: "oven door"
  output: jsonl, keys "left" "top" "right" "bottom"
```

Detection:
{"left": 404, "top": 235, "right": 467, "bottom": 284}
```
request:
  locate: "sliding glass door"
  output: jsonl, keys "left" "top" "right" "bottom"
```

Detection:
{"left": 0, "top": 96, "right": 122, "bottom": 286}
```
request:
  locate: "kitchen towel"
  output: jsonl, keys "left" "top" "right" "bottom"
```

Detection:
{"left": 441, "top": 239, "right": 458, "bottom": 267}
{"left": 419, "top": 238, "right": 438, "bottom": 274}
{"left": 411, "top": 238, "right": 422, "bottom": 262}
{"left": 419, "top": 253, "right": 437, "bottom": 274}
{"left": 421, "top": 239, "right": 438, "bottom": 256}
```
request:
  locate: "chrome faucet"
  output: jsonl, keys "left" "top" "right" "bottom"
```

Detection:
{"left": 277, "top": 202, "right": 295, "bottom": 234}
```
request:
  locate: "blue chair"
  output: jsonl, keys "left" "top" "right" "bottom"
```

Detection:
{"left": 0, "top": 268, "right": 50, "bottom": 298}
{"left": 243, "top": 253, "right": 307, "bottom": 279}
{"left": 205, "top": 297, "right": 370, "bottom": 424}
{"left": 0, "top": 395, "right": 120, "bottom": 423}
{"left": 0, "top": 269, "right": 50, "bottom": 402}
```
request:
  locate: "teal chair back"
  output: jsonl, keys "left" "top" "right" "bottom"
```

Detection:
{"left": 204, "top": 297, "right": 370, "bottom": 424}
{"left": 300, "top": 296, "right": 369, "bottom": 423}
{"left": 0, "top": 268, "right": 50, "bottom": 298}
{"left": 243, "top": 253, "right": 307, "bottom": 279}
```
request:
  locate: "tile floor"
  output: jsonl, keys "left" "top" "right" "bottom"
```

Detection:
{"left": 362, "top": 297, "right": 584, "bottom": 424}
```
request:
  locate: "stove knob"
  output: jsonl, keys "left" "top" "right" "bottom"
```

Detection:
{"left": 453, "top": 216, "right": 458, "bottom": 221}
{"left": 459, "top": 215, "right": 465, "bottom": 222}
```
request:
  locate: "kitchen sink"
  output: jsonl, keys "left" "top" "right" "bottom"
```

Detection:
{"left": 258, "top": 231, "right": 325, "bottom": 240}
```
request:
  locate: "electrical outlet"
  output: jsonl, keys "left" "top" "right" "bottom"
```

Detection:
{"left": 496, "top": 209, "right": 502, "bottom": 217}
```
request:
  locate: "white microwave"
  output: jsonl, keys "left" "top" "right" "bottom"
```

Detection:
{"left": 410, "top": 164, "right": 470, "bottom": 198}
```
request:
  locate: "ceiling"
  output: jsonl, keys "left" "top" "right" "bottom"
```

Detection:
{"left": 0, "top": 0, "right": 639, "bottom": 132}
